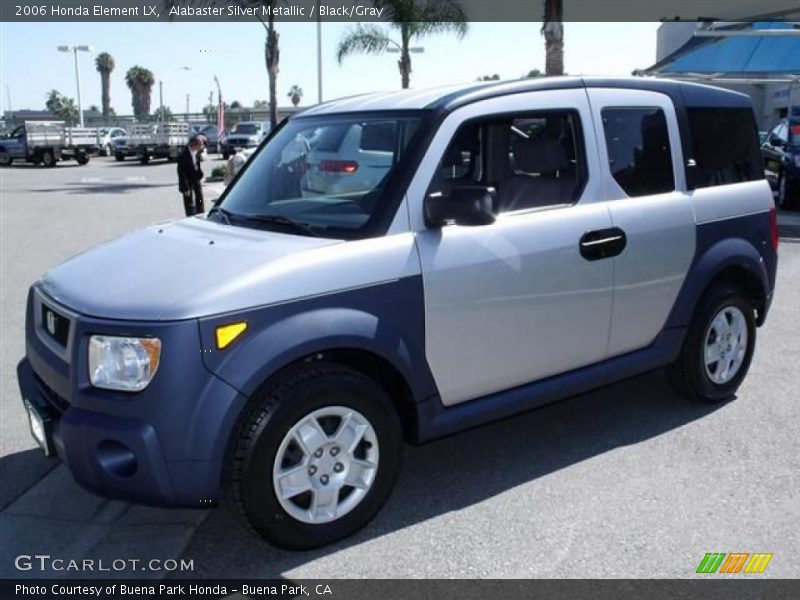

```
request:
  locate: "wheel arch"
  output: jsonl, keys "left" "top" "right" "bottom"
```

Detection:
{"left": 199, "top": 303, "right": 436, "bottom": 447}
{"left": 666, "top": 236, "right": 770, "bottom": 329}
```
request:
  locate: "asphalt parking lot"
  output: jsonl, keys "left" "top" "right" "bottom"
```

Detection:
{"left": 1, "top": 157, "right": 798, "bottom": 579}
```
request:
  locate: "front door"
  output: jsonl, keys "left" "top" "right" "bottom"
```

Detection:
{"left": 411, "top": 89, "right": 616, "bottom": 406}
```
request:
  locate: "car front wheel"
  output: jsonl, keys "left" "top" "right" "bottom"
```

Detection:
{"left": 226, "top": 363, "right": 402, "bottom": 550}
{"left": 669, "top": 285, "right": 756, "bottom": 403}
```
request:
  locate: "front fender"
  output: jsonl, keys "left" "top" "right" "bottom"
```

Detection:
{"left": 197, "top": 276, "right": 437, "bottom": 404}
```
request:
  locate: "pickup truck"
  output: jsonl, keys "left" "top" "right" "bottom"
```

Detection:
{"left": 128, "top": 122, "right": 189, "bottom": 164}
{"left": 0, "top": 121, "right": 95, "bottom": 167}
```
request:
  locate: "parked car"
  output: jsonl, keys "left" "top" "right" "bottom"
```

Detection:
{"left": 98, "top": 127, "right": 126, "bottom": 156}
{"left": 128, "top": 122, "right": 189, "bottom": 164}
{"left": 18, "top": 78, "right": 777, "bottom": 551}
{"left": 302, "top": 121, "right": 395, "bottom": 196}
{"left": 762, "top": 117, "right": 800, "bottom": 209}
{"left": 0, "top": 121, "right": 94, "bottom": 166}
{"left": 221, "top": 121, "right": 271, "bottom": 158}
{"left": 192, "top": 123, "right": 224, "bottom": 154}
{"left": 111, "top": 134, "right": 136, "bottom": 161}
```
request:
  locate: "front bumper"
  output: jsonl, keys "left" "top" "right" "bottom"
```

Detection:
{"left": 18, "top": 287, "right": 248, "bottom": 507}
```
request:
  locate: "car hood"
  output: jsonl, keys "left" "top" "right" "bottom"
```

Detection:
{"left": 40, "top": 217, "right": 343, "bottom": 321}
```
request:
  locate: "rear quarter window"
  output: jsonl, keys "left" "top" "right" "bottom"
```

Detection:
{"left": 686, "top": 107, "right": 764, "bottom": 189}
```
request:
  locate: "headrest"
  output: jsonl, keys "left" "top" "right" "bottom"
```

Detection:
{"left": 513, "top": 138, "right": 569, "bottom": 175}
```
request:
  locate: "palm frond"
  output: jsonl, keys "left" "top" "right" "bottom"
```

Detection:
{"left": 412, "top": 1, "right": 468, "bottom": 38}
{"left": 336, "top": 24, "right": 395, "bottom": 64}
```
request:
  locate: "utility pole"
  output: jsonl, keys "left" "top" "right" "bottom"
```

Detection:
{"left": 317, "top": 2, "right": 323, "bottom": 103}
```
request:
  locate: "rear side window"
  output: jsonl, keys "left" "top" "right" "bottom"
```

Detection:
{"left": 686, "top": 107, "right": 764, "bottom": 189}
{"left": 360, "top": 122, "right": 396, "bottom": 152}
{"left": 601, "top": 107, "right": 674, "bottom": 197}
{"left": 314, "top": 124, "right": 350, "bottom": 152}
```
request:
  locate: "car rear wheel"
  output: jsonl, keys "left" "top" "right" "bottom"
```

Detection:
{"left": 139, "top": 154, "right": 150, "bottom": 165}
{"left": 669, "top": 285, "right": 756, "bottom": 403}
{"left": 225, "top": 363, "right": 402, "bottom": 550}
{"left": 114, "top": 153, "right": 125, "bottom": 162}
{"left": 0, "top": 152, "right": 11, "bottom": 166}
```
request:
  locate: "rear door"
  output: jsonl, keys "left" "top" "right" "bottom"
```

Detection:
{"left": 586, "top": 88, "right": 695, "bottom": 357}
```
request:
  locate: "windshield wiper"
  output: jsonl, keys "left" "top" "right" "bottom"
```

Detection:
{"left": 206, "top": 206, "right": 234, "bottom": 225}
{"left": 239, "top": 213, "right": 321, "bottom": 237}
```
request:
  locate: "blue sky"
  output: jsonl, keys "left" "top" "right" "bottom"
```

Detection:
{"left": 0, "top": 21, "right": 660, "bottom": 114}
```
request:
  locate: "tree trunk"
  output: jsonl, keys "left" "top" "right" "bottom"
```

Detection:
{"left": 266, "top": 15, "right": 280, "bottom": 129}
{"left": 542, "top": 0, "right": 564, "bottom": 76}
{"left": 398, "top": 24, "right": 411, "bottom": 89}
{"left": 101, "top": 72, "right": 111, "bottom": 119}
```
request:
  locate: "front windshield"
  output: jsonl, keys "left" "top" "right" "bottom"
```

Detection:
{"left": 220, "top": 115, "right": 420, "bottom": 236}
{"left": 233, "top": 124, "right": 259, "bottom": 135}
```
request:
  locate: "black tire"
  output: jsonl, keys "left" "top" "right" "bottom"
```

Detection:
{"left": 114, "top": 153, "right": 125, "bottom": 162}
{"left": 167, "top": 155, "right": 177, "bottom": 163}
{"left": 0, "top": 152, "right": 11, "bottom": 166}
{"left": 41, "top": 150, "right": 56, "bottom": 168}
{"left": 76, "top": 154, "right": 90, "bottom": 165}
{"left": 225, "top": 362, "right": 402, "bottom": 550}
{"left": 102, "top": 144, "right": 110, "bottom": 157}
{"left": 222, "top": 150, "right": 230, "bottom": 160}
{"left": 139, "top": 154, "right": 150, "bottom": 165}
{"left": 669, "top": 285, "right": 756, "bottom": 403}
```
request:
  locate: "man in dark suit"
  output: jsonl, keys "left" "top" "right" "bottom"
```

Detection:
{"left": 177, "top": 135, "right": 205, "bottom": 216}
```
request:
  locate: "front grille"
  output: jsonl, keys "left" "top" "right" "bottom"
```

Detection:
{"left": 40, "top": 304, "right": 70, "bottom": 347}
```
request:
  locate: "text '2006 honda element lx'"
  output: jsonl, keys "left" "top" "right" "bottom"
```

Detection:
{"left": 18, "top": 77, "right": 777, "bottom": 549}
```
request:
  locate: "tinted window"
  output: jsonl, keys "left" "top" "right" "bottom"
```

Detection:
{"left": 233, "top": 124, "right": 258, "bottom": 134}
{"left": 686, "top": 107, "right": 764, "bottom": 189}
{"left": 314, "top": 124, "right": 350, "bottom": 152}
{"left": 360, "top": 122, "right": 396, "bottom": 152}
{"left": 602, "top": 107, "right": 674, "bottom": 197}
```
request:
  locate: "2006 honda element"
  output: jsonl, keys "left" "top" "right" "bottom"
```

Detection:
{"left": 18, "top": 77, "right": 777, "bottom": 549}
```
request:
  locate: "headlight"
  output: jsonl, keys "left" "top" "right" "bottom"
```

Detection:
{"left": 88, "top": 336, "right": 161, "bottom": 392}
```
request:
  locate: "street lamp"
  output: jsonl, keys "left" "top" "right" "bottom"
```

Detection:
{"left": 158, "top": 66, "right": 191, "bottom": 121}
{"left": 57, "top": 45, "right": 93, "bottom": 127}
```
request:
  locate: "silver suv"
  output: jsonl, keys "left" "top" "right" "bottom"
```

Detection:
{"left": 18, "top": 78, "right": 777, "bottom": 550}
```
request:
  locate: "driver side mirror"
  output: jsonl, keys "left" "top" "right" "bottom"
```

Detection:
{"left": 425, "top": 185, "right": 496, "bottom": 228}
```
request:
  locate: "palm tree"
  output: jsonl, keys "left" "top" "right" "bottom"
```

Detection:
{"left": 95, "top": 52, "right": 115, "bottom": 119}
{"left": 287, "top": 85, "right": 303, "bottom": 107}
{"left": 337, "top": 0, "right": 468, "bottom": 89}
{"left": 541, "top": 0, "right": 564, "bottom": 76}
{"left": 45, "top": 90, "right": 63, "bottom": 114}
{"left": 164, "top": 1, "right": 281, "bottom": 128}
{"left": 125, "top": 66, "right": 155, "bottom": 119}
{"left": 58, "top": 97, "right": 79, "bottom": 126}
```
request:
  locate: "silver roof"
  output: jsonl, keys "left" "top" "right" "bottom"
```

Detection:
{"left": 296, "top": 76, "right": 745, "bottom": 117}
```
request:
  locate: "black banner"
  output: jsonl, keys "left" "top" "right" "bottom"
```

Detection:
{"left": 2, "top": 0, "right": 800, "bottom": 23}
{"left": 3, "top": 579, "right": 800, "bottom": 600}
